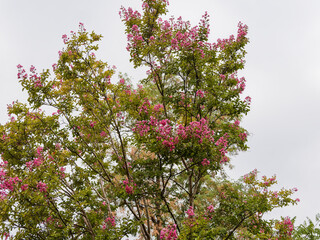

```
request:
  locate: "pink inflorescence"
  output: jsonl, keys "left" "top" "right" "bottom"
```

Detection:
{"left": 177, "top": 118, "right": 214, "bottom": 144}
{"left": 133, "top": 117, "right": 178, "bottom": 151}
{"left": 133, "top": 117, "right": 217, "bottom": 152}
{"left": 105, "top": 216, "right": 116, "bottom": 227}
{"left": 279, "top": 217, "right": 294, "bottom": 237}
{"left": 0, "top": 161, "right": 22, "bottom": 199}
{"left": 207, "top": 204, "right": 214, "bottom": 213}
{"left": 186, "top": 206, "right": 195, "bottom": 218}
{"left": 239, "top": 132, "right": 247, "bottom": 141}
{"left": 26, "top": 146, "right": 44, "bottom": 171}
{"left": 160, "top": 224, "right": 178, "bottom": 240}
{"left": 236, "top": 22, "right": 248, "bottom": 41}
{"left": 201, "top": 158, "right": 210, "bottom": 166}
{"left": 123, "top": 179, "right": 135, "bottom": 194}
{"left": 37, "top": 181, "right": 48, "bottom": 193}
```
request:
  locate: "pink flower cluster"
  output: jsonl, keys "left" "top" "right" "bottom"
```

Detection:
{"left": 243, "top": 169, "right": 258, "bottom": 184}
{"left": 215, "top": 135, "right": 228, "bottom": 148}
{"left": 166, "top": 21, "right": 211, "bottom": 55}
{"left": 89, "top": 121, "right": 97, "bottom": 127}
{"left": 21, "top": 184, "right": 29, "bottom": 191}
{"left": 100, "top": 131, "right": 108, "bottom": 137}
{"left": 201, "top": 158, "right": 210, "bottom": 166}
{"left": 237, "top": 77, "right": 246, "bottom": 93}
{"left": 199, "top": 11, "right": 210, "bottom": 38}
{"left": 177, "top": 118, "right": 214, "bottom": 144}
{"left": 237, "top": 22, "right": 248, "bottom": 42}
{"left": 133, "top": 120, "right": 150, "bottom": 137}
{"left": 17, "top": 64, "right": 27, "bottom": 79}
{"left": 154, "top": 104, "right": 164, "bottom": 112}
{"left": 17, "top": 64, "right": 42, "bottom": 87}
{"left": 0, "top": 161, "right": 22, "bottom": 199}
{"left": 26, "top": 146, "right": 44, "bottom": 171}
{"left": 123, "top": 179, "right": 135, "bottom": 195}
{"left": 196, "top": 89, "right": 205, "bottom": 98}
{"left": 57, "top": 167, "right": 66, "bottom": 178}
{"left": 52, "top": 109, "right": 61, "bottom": 116}
{"left": 207, "top": 204, "right": 214, "bottom": 213}
{"left": 261, "top": 175, "right": 277, "bottom": 187}
{"left": 62, "top": 34, "right": 69, "bottom": 44}
{"left": 244, "top": 96, "right": 251, "bottom": 104}
{"left": 78, "top": 22, "right": 86, "bottom": 32}
{"left": 37, "top": 181, "right": 48, "bottom": 192}
{"left": 119, "top": 6, "right": 141, "bottom": 22}
{"left": 2, "top": 232, "right": 9, "bottom": 240}
{"left": 138, "top": 99, "right": 151, "bottom": 115}
{"left": 103, "top": 216, "right": 116, "bottom": 229}
{"left": 160, "top": 224, "right": 178, "bottom": 240}
{"left": 239, "top": 132, "right": 247, "bottom": 141}
{"left": 228, "top": 74, "right": 246, "bottom": 93}
{"left": 134, "top": 117, "right": 218, "bottom": 153}
{"left": 216, "top": 35, "right": 235, "bottom": 50}
{"left": 186, "top": 206, "right": 195, "bottom": 218}
{"left": 133, "top": 117, "right": 178, "bottom": 151}
{"left": 215, "top": 135, "right": 228, "bottom": 157}
{"left": 121, "top": 4, "right": 217, "bottom": 58}
{"left": 126, "top": 24, "right": 144, "bottom": 50}
{"left": 119, "top": 78, "right": 125, "bottom": 84}
{"left": 278, "top": 217, "right": 294, "bottom": 237}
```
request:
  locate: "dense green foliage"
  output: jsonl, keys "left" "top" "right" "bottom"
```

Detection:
{"left": 294, "top": 214, "right": 320, "bottom": 239}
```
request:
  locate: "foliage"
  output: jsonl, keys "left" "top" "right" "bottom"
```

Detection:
{"left": 0, "top": 0, "right": 299, "bottom": 239}
{"left": 293, "top": 214, "right": 320, "bottom": 239}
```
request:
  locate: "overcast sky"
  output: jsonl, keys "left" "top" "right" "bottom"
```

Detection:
{"left": 1, "top": 0, "right": 320, "bottom": 225}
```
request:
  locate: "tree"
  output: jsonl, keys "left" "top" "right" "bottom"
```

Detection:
{"left": 293, "top": 214, "right": 320, "bottom": 239}
{"left": 0, "top": 0, "right": 299, "bottom": 239}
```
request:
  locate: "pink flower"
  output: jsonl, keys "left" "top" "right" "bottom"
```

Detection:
{"left": 21, "top": 184, "right": 29, "bottom": 191}
{"left": 37, "top": 181, "right": 48, "bottom": 192}
{"left": 89, "top": 121, "right": 96, "bottom": 127}
{"left": 3, "top": 232, "right": 9, "bottom": 240}
{"left": 125, "top": 185, "right": 133, "bottom": 194}
{"left": 186, "top": 206, "right": 194, "bottom": 217}
{"left": 79, "top": 22, "right": 86, "bottom": 31}
{"left": 100, "top": 131, "right": 108, "bottom": 137}
{"left": 30, "top": 65, "right": 36, "bottom": 72}
{"left": 123, "top": 179, "right": 134, "bottom": 194}
{"left": 207, "top": 205, "right": 214, "bottom": 213}
{"left": 196, "top": 89, "right": 205, "bottom": 98}
{"left": 239, "top": 132, "right": 247, "bottom": 141}
{"left": 160, "top": 225, "right": 177, "bottom": 240}
{"left": 132, "top": 25, "right": 139, "bottom": 32}
{"left": 245, "top": 96, "right": 251, "bottom": 104}
{"left": 201, "top": 158, "right": 210, "bottom": 166}
{"left": 105, "top": 216, "right": 116, "bottom": 227}
{"left": 62, "top": 34, "right": 68, "bottom": 44}
{"left": 55, "top": 143, "right": 61, "bottom": 150}
{"left": 154, "top": 104, "right": 164, "bottom": 112}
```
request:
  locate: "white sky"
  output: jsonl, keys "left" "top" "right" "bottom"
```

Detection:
{"left": 1, "top": 0, "right": 320, "bottom": 225}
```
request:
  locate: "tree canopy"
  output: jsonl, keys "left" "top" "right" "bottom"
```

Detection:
{"left": 0, "top": 0, "right": 299, "bottom": 239}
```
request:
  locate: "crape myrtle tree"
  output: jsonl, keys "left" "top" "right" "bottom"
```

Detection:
{"left": 0, "top": 0, "right": 299, "bottom": 239}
